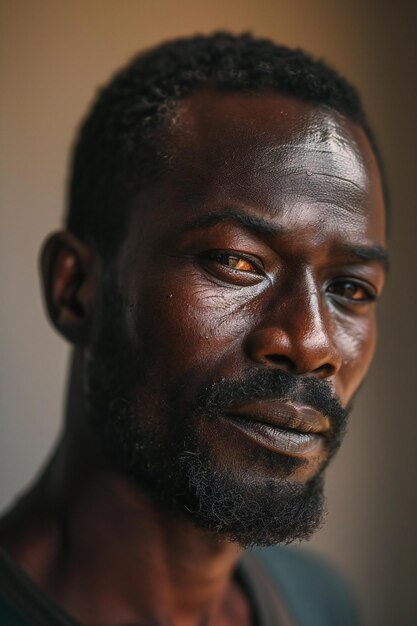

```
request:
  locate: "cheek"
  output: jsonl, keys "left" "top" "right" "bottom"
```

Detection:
{"left": 126, "top": 270, "right": 259, "bottom": 378}
{"left": 335, "top": 313, "right": 377, "bottom": 404}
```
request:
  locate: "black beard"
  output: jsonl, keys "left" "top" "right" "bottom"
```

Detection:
{"left": 179, "top": 449, "right": 327, "bottom": 547}
{"left": 85, "top": 275, "right": 349, "bottom": 547}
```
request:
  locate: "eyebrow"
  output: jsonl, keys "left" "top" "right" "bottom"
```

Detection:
{"left": 180, "top": 207, "right": 389, "bottom": 271}
{"left": 180, "top": 208, "right": 285, "bottom": 236}
{"left": 333, "top": 244, "right": 390, "bottom": 272}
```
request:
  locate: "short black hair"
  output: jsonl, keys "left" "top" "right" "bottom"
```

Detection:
{"left": 67, "top": 32, "right": 387, "bottom": 257}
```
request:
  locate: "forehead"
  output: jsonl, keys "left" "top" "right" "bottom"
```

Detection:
{"left": 135, "top": 91, "right": 386, "bottom": 247}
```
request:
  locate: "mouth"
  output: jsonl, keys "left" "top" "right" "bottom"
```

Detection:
{"left": 223, "top": 400, "right": 330, "bottom": 457}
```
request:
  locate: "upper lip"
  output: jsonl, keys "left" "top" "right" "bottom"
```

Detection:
{"left": 226, "top": 400, "right": 330, "bottom": 436}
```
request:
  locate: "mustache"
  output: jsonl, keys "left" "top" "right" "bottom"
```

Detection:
{"left": 195, "top": 370, "right": 348, "bottom": 438}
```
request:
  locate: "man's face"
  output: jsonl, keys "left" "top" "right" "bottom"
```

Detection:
{"left": 87, "top": 92, "right": 386, "bottom": 546}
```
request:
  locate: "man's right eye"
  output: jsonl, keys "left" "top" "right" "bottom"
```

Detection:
{"left": 200, "top": 250, "right": 265, "bottom": 284}
{"left": 206, "top": 251, "right": 261, "bottom": 273}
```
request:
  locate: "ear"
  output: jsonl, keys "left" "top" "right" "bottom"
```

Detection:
{"left": 40, "top": 230, "right": 99, "bottom": 344}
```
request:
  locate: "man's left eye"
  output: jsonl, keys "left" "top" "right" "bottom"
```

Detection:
{"left": 326, "top": 279, "right": 377, "bottom": 303}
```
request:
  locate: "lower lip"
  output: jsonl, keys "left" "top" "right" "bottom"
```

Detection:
{"left": 222, "top": 415, "right": 323, "bottom": 456}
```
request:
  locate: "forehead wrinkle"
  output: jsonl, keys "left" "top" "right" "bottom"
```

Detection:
{"left": 256, "top": 143, "right": 369, "bottom": 191}
{"left": 306, "top": 172, "right": 363, "bottom": 192}
{"left": 191, "top": 154, "right": 369, "bottom": 209}
{"left": 250, "top": 167, "right": 367, "bottom": 202}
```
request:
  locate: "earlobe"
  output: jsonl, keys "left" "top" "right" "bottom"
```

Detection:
{"left": 40, "top": 230, "right": 98, "bottom": 344}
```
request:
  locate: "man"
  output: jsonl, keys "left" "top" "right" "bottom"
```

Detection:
{"left": 0, "top": 32, "right": 388, "bottom": 625}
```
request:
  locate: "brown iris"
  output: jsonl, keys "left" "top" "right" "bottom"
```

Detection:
{"left": 327, "top": 281, "right": 374, "bottom": 302}
{"left": 226, "top": 255, "right": 255, "bottom": 272}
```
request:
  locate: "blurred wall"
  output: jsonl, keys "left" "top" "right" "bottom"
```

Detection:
{"left": 1, "top": 2, "right": 416, "bottom": 625}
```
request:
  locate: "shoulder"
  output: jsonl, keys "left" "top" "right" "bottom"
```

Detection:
{"left": 250, "top": 545, "right": 360, "bottom": 626}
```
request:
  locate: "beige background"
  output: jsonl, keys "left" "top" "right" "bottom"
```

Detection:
{"left": 1, "top": 1, "right": 416, "bottom": 625}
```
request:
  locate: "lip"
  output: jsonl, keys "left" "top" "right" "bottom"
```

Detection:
{"left": 222, "top": 400, "right": 330, "bottom": 456}
{"left": 226, "top": 400, "right": 330, "bottom": 434}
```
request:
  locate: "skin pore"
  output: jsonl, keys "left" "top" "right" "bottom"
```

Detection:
{"left": 0, "top": 92, "right": 387, "bottom": 626}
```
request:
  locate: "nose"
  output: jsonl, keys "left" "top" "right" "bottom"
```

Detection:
{"left": 244, "top": 274, "right": 342, "bottom": 379}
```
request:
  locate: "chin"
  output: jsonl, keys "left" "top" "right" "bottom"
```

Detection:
{"left": 174, "top": 449, "right": 328, "bottom": 547}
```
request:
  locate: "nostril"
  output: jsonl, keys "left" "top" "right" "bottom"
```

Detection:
{"left": 264, "top": 354, "right": 296, "bottom": 372}
{"left": 312, "top": 363, "right": 334, "bottom": 378}
{"left": 265, "top": 355, "right": 335, "bottom": 378}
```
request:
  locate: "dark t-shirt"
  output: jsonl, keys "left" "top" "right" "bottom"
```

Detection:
{"left": 0, "top": 547, "right": 359, "bottom": 625}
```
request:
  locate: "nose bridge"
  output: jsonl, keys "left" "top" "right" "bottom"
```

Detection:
{"left": 285, "top": 270, "right": 329, "bottom": 347}
{"left": 245, "top": 267, "right": 341, "bottom": 376}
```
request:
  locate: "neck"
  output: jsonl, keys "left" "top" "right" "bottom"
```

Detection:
{"left": 0, "top": 349, "right": 250, "bottom": 626}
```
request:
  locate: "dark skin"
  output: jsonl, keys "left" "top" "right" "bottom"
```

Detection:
{"left": 0, "top": 92, "right": 387, "bottom": 626}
